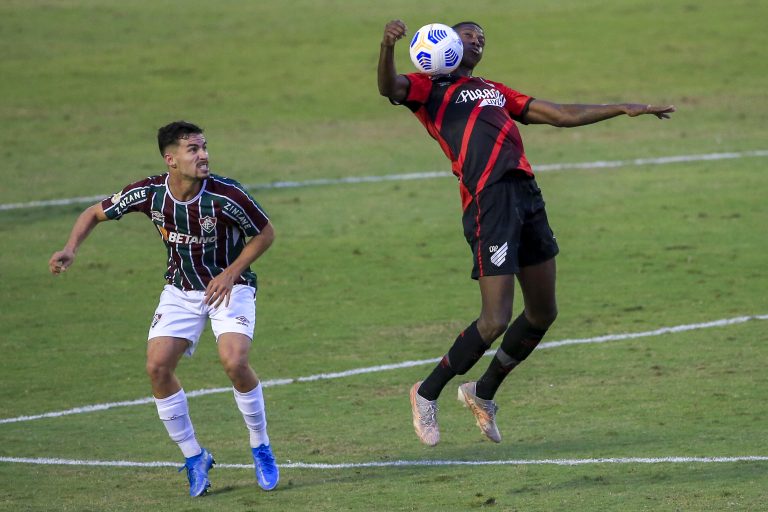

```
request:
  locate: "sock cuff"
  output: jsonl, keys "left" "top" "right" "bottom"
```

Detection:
{"left": 154, "top": 389, "right": 189, "bottom": 420}
{"left": 154, "top": 388, "right": 186, "bottom": 408}
{"left": 233, "top": 383, "right": 263, "bottom": 401}
{"left": 516, "top": 313, "right": 548, "bottom": 338}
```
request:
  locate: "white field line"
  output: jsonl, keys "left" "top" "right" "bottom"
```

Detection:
{"left": 1, "top": 314, "right": 766, "bottom": 426}
{"left": 1, "top": 149, "right": 767, "bottom": 212}
{"left": 2, "top": 455, "right": 767, "bottom": 470}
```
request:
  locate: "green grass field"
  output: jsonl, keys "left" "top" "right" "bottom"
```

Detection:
{"left": 1, "top": 0, "right": 767, "bottom": 510}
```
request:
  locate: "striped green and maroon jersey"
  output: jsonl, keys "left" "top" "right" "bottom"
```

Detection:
{"left": 400, "top": 73, "right": 534, "bottom": 211}
{"left": 101, "top": 173, "right": 269, "bottom": 291}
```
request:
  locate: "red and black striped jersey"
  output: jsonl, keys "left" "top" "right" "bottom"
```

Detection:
{"left": 401, "top": 73, "right": 534, "bottom": 211}
{"left": 101, "top": 173, "right": 270, "bottom": 291}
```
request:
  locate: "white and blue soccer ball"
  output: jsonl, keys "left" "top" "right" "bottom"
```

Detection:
{"left": 408, "top": 23, "right": 463, "bottom": 75}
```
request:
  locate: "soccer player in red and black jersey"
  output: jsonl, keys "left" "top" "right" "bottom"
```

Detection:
{"left": 379, "top": 20, "right": 675, "bottom": 446}
{"left": 49, "top": 121, "right": 280, "bottom": 495}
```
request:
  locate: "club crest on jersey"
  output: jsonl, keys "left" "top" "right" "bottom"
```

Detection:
{"left": 199, "top": 216, "right": 217, "bottom": 233}
{"left": 151, "top": 210, "right": 165, "bottom": 224}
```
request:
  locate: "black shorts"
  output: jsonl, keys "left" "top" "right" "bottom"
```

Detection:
{"left": 462, "top": 173, "right": 559, "bottom": 279}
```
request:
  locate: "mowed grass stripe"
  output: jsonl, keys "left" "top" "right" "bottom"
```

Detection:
{"left": 2, "top": 313, "right": 765, "bottom": 425}
{"left": 1, "top": 149, "right": 766, "bottom": 211}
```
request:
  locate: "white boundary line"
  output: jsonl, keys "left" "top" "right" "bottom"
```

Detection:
{"left": 1, "top": 149, "right": 766, "bottom": 212}
{"left": 2, "top": 455, "right": 768, "bottom": 469}
{"left": 1, "top": 314, "right": 766, "bottom": 425}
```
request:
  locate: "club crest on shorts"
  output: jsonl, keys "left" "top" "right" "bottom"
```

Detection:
{"left": 151, "top": 313, "right": 162, "bottom": 328}
{"left": 489, "top": 242, "right": 508, "bottom": 267}
{"left": 199, "top": 216, "right": 217, "bottom": 233}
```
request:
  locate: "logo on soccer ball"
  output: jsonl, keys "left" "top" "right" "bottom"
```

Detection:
{"left": 409, "top": 23, "right": 463, "bottom": 75}
{"left": 199, "top": 216, "right": 217, "bottom": 233}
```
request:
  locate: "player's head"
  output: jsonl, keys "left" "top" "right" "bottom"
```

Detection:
{"left": 452, "top": 21, "right": 485, "bottom": 70}
{"left": 157, "top": 121, "right": 209, "bottom": 179}
{"left": 157, "top": 121, "right": 204, "bottom": 156}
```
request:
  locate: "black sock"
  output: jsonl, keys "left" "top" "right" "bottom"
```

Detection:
{"left": 475, "top": 313, "right": 547, "bottom": 400}
{"left": 418, "top": 321, "right": 487, "bottom": 400}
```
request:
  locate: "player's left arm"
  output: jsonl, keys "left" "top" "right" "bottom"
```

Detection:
{"left": 204, "top": 222, "right": 275, "bottom": 308}
{"left": 524, "top": 100, "right": 675, "bottom": 127}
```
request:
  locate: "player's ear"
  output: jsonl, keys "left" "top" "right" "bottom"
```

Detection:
{"left": 163, "top": 152, "right": 177, "bottom": 168}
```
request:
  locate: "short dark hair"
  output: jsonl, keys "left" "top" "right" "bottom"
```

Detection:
{"left": 157, "top": 121, "right": 204, "bottom": 155}
{"left": 452, "top": 21, "right": 484, "bottom": 31}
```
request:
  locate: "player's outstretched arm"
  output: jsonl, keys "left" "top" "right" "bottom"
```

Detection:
{"left": 204, "top": 222, "right": 276, "bottom": 308}
{"left": 49, "top": 203, "right": 109, "bottom": 274}
{"left": 378, "top": 19, "right": 411, "bottom": 103}
{"left": 525, "top": 100, "right": 676, "bottom": 127}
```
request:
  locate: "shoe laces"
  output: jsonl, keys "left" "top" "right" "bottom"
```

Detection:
{"left": 416, "top": 399, "right": 439, "bottom": 427}
{"left": 253, "top": 445, "right": 276, "bottom": 466}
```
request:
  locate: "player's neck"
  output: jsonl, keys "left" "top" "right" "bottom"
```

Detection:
{"left": 454, "top": 66, "right": 473, "bottom": 78}
{"left": 167, "top": 173, "right": 203, "bottom": 202}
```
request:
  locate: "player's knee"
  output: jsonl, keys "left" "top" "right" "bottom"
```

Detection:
{"left": 526, "top": 306, "right": 558, "bottom": 330}
{"left": 146, "top": 360, "right": 174, "bottom": 384}
{"left": 477, "top": 314, "right": 511, "bottom": 341}
{"left": 221, "top": 358, "right": 250, "bottom": 382}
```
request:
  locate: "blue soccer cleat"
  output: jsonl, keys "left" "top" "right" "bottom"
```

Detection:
{"left": 179, "top": 448, "right": 215, "bottom": 497}
{"left": 251, "top": 444, "right": 279, "bottom": 491}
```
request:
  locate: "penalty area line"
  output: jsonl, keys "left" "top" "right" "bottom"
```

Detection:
{"left": 2, "top": 455, "right": 768, "bottom": 470}
{"left": 1, "top": 313, "right": 766, "bottom": 425}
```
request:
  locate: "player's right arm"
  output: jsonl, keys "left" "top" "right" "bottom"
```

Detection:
{"left": 48, "top": 203, "right": 109, "bottom": 275}
{"left": 378, "top": 19, "right": 410, "bottom": 103}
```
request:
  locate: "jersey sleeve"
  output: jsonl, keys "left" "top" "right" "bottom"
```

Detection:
{"left": 101, "top": 177, "right": 154, "bottom": 220}
{"left": 219, "top": 179, "right": 270, "bottom": 237}
{"left": 398, "top": 73, "right": 433, "bottom": 107}
{"left": 493, "top": 81, "right": 535, "bottom": 124}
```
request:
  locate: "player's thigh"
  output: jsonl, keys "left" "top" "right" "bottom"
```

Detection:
{"left": 146, "top": 336, "right": 191, "bottom": 371}
{"left": 210, "top": 284, "right": 256, "bottom": 349}
{"left": 149, "top": 285, "right": 207, "bottom": 356}
{"left": 217, "top": 332, "right": 253, "bottom": 367}
{"left": 478, "top": 274, "right": 516, "bottom": 318}
{"left": 463, "top": 181, "right": 523, "bottom": 279}
{"left": 516, "top": 257, "right": 557, "bottom": 326}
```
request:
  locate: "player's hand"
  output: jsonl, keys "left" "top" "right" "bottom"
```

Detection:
{"left": 49, "top": 249, "right": 75, "bottom": 275}
{"left": 205, "top": 271, "right": 236, "bottom": 308}
{"left": 382, "top": 20, "right": 407, "bottom": 47}
{"left": 625, "top": 104, "right": 676, "bottom": 119}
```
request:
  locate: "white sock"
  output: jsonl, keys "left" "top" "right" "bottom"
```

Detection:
{"left": 154, "top": 388, "right": 202, "bottom": 458}
{"left": 233, "top": 383, "right": 270, "bottom": 448}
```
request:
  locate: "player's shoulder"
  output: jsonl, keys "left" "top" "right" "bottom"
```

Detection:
{"left": 477, "top": 76, "right": 506, "bottom": 88}
{"left": 207, "top": 173, "right": 251, "bottom": 196}
{"left": 209, "top": 173, "right": 244, "bottom": 187}
{"left": 113, "top": 173, "right": 166, "bottom": 196}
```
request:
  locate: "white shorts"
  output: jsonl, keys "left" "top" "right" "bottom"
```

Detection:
{"left": 148, "top": 284, "right": 256, "bottom": 357}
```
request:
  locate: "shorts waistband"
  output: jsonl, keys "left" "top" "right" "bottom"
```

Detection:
{"left": 497, "top": 171, "right": 534, "bottom": 182}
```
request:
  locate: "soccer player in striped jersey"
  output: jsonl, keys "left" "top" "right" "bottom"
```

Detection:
{"left": 379, "top": 20, "right": 675, "bottom": 446}
{"left": 49, "top": 121, "right": 279, "bottom": 495}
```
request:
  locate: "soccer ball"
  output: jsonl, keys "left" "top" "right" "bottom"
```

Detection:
{"left": 408, "top": 23, "right": 463, "bottom": 75}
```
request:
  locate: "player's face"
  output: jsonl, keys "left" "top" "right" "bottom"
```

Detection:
{"left": 455, "top": 24, "right": 485, "bottom": 69}
{"left": 166, "top": 133, "right": 209, "bottom": 180}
